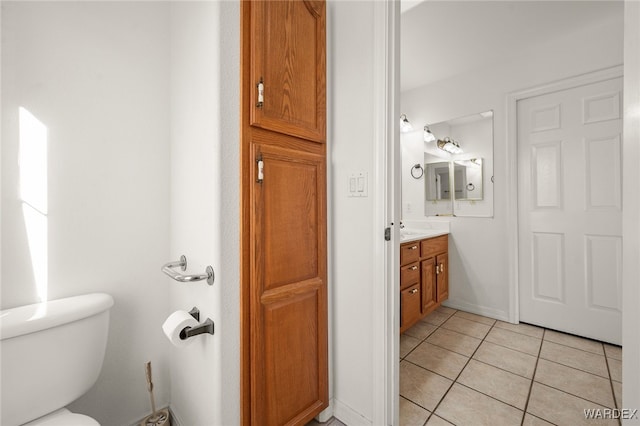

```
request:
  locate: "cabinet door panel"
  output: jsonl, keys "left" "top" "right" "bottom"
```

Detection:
{"left": 251, "top": 143, "right": 327, "bottom": 425}
{"left": 250, "top": 0, "right": 326, "bottom": 142}
{"left": 421, "top": 259, "right": 437, "bottom": 313}
{"left": 436, "top": 253, "right": 449, "bottom": 302}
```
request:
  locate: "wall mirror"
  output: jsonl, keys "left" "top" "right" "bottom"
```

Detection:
{"left": 453, "top": 158, "right": 483, "bottom": 201}
{"left": 423, "top": 111, "right": 494, "bottom": 217}
{"left": 425, "top": 161, "right": 451, "bottom": 201}
{"left": 423, "top": 153, "right": 454, "bottom": 217}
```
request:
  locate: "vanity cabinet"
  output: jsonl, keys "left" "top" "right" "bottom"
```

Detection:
{"left": 400, "top": 235, "right": 449, "bottom": 333}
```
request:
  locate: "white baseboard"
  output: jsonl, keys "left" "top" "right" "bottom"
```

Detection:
{"left": 442, "top": 299, "right": 510, "bottom": 323}
{"left": 316, "top": 398, "right": 335, "bottom": 422}
{"left": 168, "top": 407, "right": 181, "bottom": 426}
{"left": 333, "top": 399, "right": 372, "bottom": 426}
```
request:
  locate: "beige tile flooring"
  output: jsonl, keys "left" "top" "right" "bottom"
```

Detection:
{"left": 306, "top": 417, "right": 346, "bottom": 426}
{"left": 400, "top": 306, "right": 623, "bottom": 426}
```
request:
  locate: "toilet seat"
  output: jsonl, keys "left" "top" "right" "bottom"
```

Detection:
{"left": 23, "top": 409, "right": 100, "bottom": 426}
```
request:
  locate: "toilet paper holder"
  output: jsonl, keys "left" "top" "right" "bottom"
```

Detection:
{"left": 179, "top": 307, "right": 214, "bottom": 340}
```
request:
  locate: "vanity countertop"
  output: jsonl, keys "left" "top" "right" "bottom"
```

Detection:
{"left": 400, "top": 228, "right": 449, "bottom": 243}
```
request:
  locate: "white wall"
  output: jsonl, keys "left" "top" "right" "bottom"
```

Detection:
{"left": 1, "top": 3, "right": 171, "bottom": 425}
{"left": 401, "top": 11, "right": 623, "bottom": 319}
{"left": 329, "top": 1, "right": 377, "bottom": 423}
{"left": 168, "top": 2, "right": 240, "bottom": 425}
{"left": 622, "top": 0, "right": 640, "bottom": 419}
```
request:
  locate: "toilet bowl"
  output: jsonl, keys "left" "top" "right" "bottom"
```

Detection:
{"left": 0, "top": 293, "right": 114, "bottom": 426}
{"left": 23, "top": 409, "right": 99, "bottom": 426}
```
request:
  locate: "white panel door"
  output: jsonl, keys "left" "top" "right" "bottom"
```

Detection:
{"left": 517, "top": 77, "right": 623, "bottom": 345}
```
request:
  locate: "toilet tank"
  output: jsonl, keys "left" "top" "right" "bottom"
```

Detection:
{"left": 0, "top": 293, "right": 114, "bottom": 426}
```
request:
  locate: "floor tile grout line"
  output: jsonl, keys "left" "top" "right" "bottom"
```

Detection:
{"left": 542, "top": 338, "right": 607, "bottom": 357}
{"left": 421, "top": 312, "right": 467, "bottom": 425}
{"left": 451, "top": 310, "right": 498, "bottom": 326}
{"left": 471, "top": 357, "right": 534, "bottom": 381}
{"left": 537, "top": 353, "right": 611, "bottom": 380}
{"left": 401, "top": 309, "right": 623, "bottom": 426}
{"left": 406, "top": 311, "right": 539, "bottom": 424}
{"left": 493, "top": 324, "right": 612, "bottom": 359}
{"left": 525, "top": 412, "right": 559, "bottom": 426}
{"left": 404, "top": 310, "right": 457, "bottom": 426}
{"left": 454, "top": 381, "right": 530, "bottom": 413}
{"left": 520, "top": 328, "right": 545, "bottom": 426}
{"left": 536, "top": 355, "right": 616, "bottom": 384}
{"left": 532, "top": 376, "right": 619, "bottom": 411}
{"left": 481, "top": 335, "right": 541, "bottom": 358}
{"left": 439, "top": 324, "right": 492, "bottom": 340}
{"left": 418, "top": 336, "right": 480, "bottom": 358}
{"left": 602, "top": 342, "right": 622, "bottom": 426}
{"left": 402, "top": 358, "right": 461, "bottom": 383}
{"left": 424, "top": 316, "right": 502, "bottom": 426}
{"left": 452, "top": 313, "right": 614, "bottom": 358}
{"left": 406, "top": 340, "right": 538, "bottom": 384}
{"left": 399, "top": 394, "right": 433, "bottom": 423}
{"left": 485, "top": 328, "right": 610, "bottom": 362}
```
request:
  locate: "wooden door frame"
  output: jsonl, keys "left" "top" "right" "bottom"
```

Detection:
{"left": 505, "top": 65, "right": 624, "bottom": 324}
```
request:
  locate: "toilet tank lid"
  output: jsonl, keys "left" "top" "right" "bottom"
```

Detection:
{"left": 0, "top": 293, "right": 114, "bottom": 340}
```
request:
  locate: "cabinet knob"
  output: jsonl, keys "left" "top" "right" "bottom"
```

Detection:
{"left": 410, "top": 288, "right": 418, "bottom": 294}
{"left": 440, "top": 263, "right": 444, "bottom": 273}
{"left": 410, "top": 245, "right": 418, "bottom": 250}
{"left": 410, "top": 266, "right": 418, "bottom": 271}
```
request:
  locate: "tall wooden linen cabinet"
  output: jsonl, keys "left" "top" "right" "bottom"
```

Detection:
{"left": 240, "top": 1, "right": 328, "bottom": 425}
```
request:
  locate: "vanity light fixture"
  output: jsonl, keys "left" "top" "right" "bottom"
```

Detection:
{"left": 400, "top": 114, "right": 414, "bottom": 133}
{"left": 437, "top": 137, "right": 463, "bottom": 154}
{"left": 455, "top": 158, "right": 481, "bottom": 167}
{"left": 423, "top": 126, "right": 436, "bottom": 143}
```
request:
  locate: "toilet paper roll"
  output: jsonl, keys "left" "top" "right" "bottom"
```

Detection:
{"left": 162, "top": 310, "right": 199, "bottom": 348}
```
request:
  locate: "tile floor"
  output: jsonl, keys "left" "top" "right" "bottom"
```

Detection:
{"left": 306, "top": 417, "right": 346, "bottom": 426}
{"left": 400, "top": 306, "right": 623, "bottom": 426}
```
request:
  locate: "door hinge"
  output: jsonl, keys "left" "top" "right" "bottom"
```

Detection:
{"left": 256, "top": 154, "right": 264, "bottom": 184}
{"left": 256, "top": 77, "right": 264, "bottom": 108}
{"left": 384, "top": 227, "right": 391, "bottom": 241}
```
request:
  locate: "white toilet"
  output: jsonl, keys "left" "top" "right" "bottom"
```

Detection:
{"left": 1, "top": 293, "right": 114, "bottom": 426}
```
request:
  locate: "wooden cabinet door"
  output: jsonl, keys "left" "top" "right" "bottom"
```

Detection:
{"left": 251, "top": 143, "right": 327, "bottom": 425}
{"left": 421, "top": 259, "right": 437, "bottom": 313}
{"left": 249, "top": 0, "right": 326, "bottom": 142}
{"left": 241, "top": 1, "right": 327, "bottom": 425}
{"left": 436, "top": 253, "right": 448, "bottom": 302}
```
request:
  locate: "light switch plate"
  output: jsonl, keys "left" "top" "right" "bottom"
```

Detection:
{"left": 348, "top": 172, "right": 368, "bottom": 197}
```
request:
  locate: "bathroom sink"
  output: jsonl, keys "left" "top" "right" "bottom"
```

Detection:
{"left": 400, "top": 228, "right": 449, "bottom": 242}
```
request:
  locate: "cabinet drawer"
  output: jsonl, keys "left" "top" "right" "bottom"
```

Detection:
{"left": 400, "top": 242, "right": 420, "bottom": 265}
{"left": 421, "top": 235, "right": 448, "bottom": 258}
{"left": 400, "top": 262, "right": 420, "bottom": 289}
{"left": 401, "top": 284, "right": 421, "bottom": 331}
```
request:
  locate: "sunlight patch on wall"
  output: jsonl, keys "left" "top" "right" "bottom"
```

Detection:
{"left": 19, "top": 107, "right": 49, "bottom": 303}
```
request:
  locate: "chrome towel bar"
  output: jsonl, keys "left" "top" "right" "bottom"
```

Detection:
{"left": 161, "top": 255, "right": 214, "bottom": 285}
